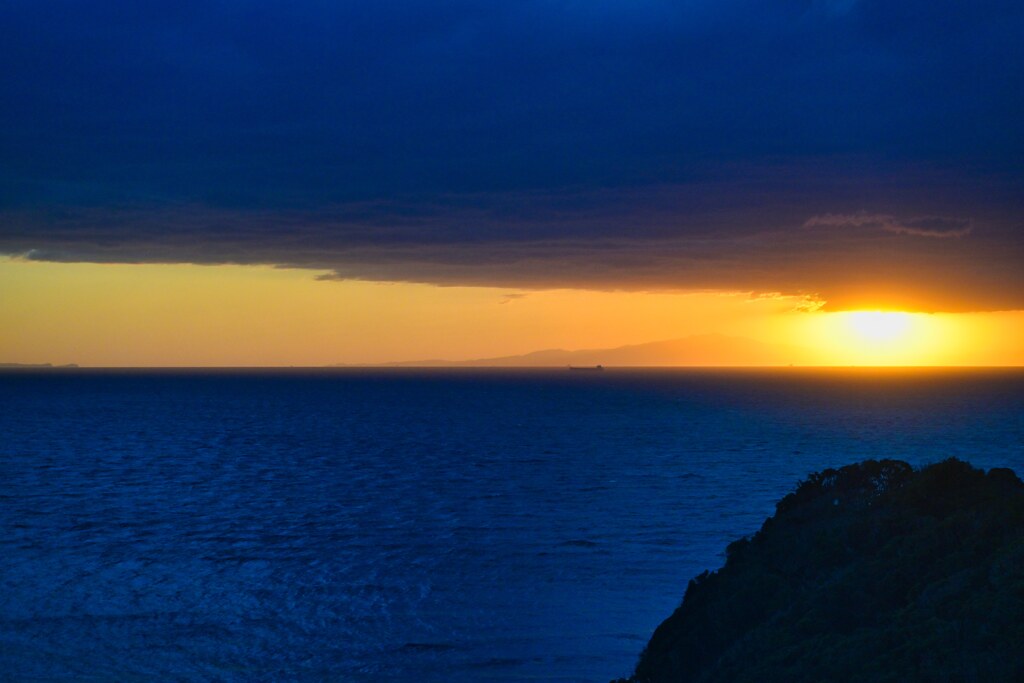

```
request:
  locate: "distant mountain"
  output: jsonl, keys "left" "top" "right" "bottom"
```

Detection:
{"left": 381, "top": 334, "right": 805, "bottom": 367}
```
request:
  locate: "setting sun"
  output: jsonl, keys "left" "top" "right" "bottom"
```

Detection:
{"left": 794, "top": 309, "right": 971, "bottom": 366}
{"left": 846, "top": 311, "right": 913, "bottom": 343}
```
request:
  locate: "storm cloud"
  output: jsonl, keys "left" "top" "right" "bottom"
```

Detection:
{"left": 2, "top": 0, "right": 1022, "bottom": 310}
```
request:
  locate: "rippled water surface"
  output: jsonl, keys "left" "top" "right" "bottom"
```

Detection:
{"left": 2, "top": 368, "right": 1023, "bottom": 681}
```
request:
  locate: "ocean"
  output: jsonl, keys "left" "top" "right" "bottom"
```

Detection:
{"left": 1, "top": 368, "right": 1022, "bottom": 681}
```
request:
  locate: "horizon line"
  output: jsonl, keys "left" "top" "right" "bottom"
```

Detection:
{"left": 3, "top": 365, "right": 1023, "bottom": 370}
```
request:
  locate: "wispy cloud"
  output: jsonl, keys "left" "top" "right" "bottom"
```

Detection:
{"left": 804, "top": 213, "right": 973, "bottom": 239}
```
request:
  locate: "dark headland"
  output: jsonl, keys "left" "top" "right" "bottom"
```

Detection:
{"left": 615, "top": 459, "right": 1024, "bottom": 683}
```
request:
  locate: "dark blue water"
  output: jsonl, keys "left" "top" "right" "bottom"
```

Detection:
{"left": 2, "top": 368, "right": 1022, "bottom": 681}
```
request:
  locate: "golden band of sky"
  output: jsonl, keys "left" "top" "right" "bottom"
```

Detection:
{"left": 1, "top": 258, "right": 1021, "bottom": 367}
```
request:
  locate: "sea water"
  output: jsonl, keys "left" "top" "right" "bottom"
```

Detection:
{"left": 2, "top": 368, "right": 1022, "bottom": 681}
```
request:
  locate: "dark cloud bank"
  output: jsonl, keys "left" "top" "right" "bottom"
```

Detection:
{"left": 1, "top": 0, "right": 1022, "bottom": 311}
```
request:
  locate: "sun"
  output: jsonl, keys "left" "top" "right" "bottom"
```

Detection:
{"left": 798, "top": 309, "right": 956, "bottom": 365}
{"left": 846, "top": 311, "right": 913, "bottom": 344}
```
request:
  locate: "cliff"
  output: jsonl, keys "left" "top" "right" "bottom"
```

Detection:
{"left": 619, "top": 458, "right": 1024, "bottom": 683}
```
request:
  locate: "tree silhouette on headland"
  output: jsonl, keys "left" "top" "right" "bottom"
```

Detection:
{"left": 616, "top": 458, "right": 1024, "bottom": 683}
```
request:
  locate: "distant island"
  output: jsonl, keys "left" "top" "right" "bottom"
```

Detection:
{"left": 348, "top": 334, "right": 806, "bottom": 367}
{"left": 0, "top": 363, "right": 79, "bottom": 368}
{"left": 616, "top": 458, "right": 1024, "bottom": 682}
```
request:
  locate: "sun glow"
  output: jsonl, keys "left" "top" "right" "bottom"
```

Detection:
{"left": 846, "top": 311, "right": 913, "bottom": 344}
{"left": 798, "top": 310, "right": 961, "bottom": 365}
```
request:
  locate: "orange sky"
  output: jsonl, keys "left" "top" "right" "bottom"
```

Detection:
{"left": 1, "top": 258, "right": 1021, "bottom": 367}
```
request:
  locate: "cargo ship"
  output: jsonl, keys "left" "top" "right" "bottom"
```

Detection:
{"left": 568, "top": 365, "right": 603, "bottom": 371}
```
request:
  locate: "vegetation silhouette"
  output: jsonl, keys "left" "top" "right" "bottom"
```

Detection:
{"left": 616, "top": 458, "right": 1024, "bottom": 683}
